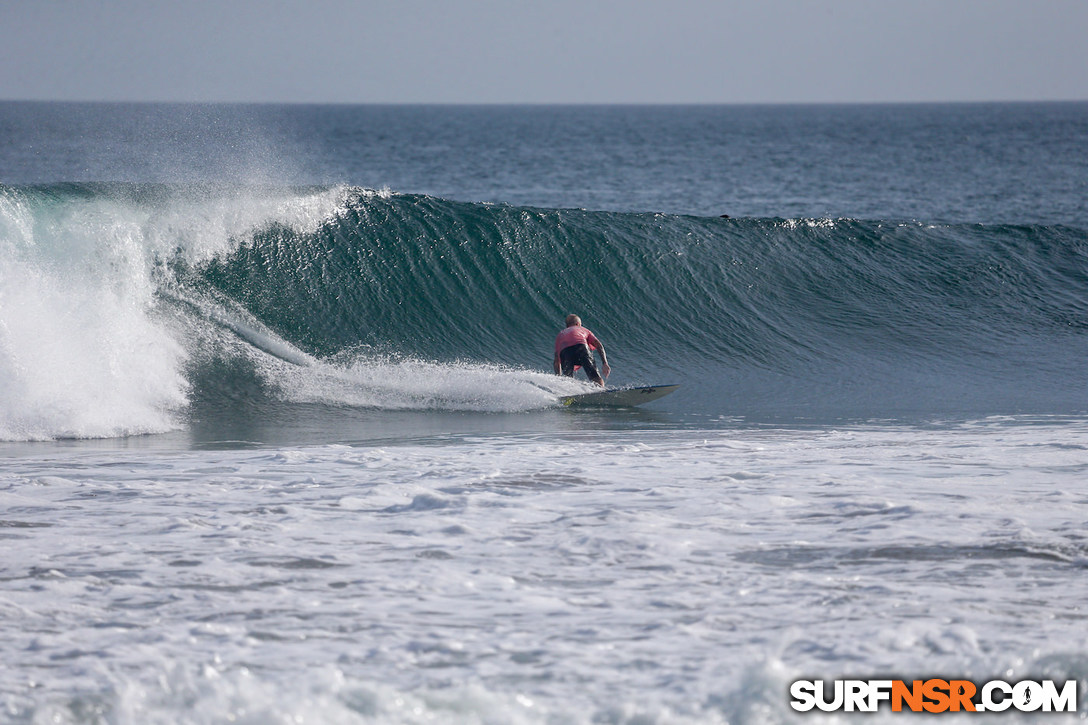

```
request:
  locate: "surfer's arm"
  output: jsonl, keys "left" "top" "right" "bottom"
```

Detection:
{"left": 595, "top": 342, "right": 610, "bottom": 378}
{"left": 553, "top": 352, "right": 561, "bottom": 375}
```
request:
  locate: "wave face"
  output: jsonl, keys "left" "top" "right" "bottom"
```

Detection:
{"left": 2, "top": 183, "right": 1087, "bottom": 438}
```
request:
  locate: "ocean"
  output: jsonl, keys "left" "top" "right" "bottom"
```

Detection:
{"left": 1, "top": 101, "right": 1087, "bottom": 723}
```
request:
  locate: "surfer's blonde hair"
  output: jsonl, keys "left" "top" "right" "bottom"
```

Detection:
{"left": 565, "top": 314, "right": 581, "bottom": 327}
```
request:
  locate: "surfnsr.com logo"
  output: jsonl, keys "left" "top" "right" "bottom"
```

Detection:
{"left": 790, "top": 679, "right": 1078, "bottom": 713}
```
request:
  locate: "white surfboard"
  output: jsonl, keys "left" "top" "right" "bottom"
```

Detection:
{"left": 559, "top": 384, "right": 680, "bottom": 407}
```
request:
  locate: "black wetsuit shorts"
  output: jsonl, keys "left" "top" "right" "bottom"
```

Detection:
{"left": 559, "top": 344, "right": 602, "bottom": 384}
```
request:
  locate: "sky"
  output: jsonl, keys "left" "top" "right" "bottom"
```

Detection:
{"left": 1, "top": 0, "right": 1086, "bottom": 104}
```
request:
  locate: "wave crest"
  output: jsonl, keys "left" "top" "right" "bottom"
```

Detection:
{"left": 3, "top": 182, "right": 1087, "bottom": 438}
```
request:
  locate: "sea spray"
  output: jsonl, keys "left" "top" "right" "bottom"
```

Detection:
{"left": 0, "top": 184, "right": 352, "bottom": 440}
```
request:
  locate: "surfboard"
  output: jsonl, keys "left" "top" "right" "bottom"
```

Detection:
{"left": 559, "top": 384, "right": 680, "bottom": 407}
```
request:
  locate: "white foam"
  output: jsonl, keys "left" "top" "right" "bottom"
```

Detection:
{"left": 262, "top": 353, "right": 591, "bottom": 413}
{"left": 3, "top": 421, "right": 1088, "bottom": 722}
{"left": 0, "top": 185, "right": 352, "bottom": 440}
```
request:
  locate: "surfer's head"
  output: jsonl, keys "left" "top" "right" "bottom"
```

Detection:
{"left": 565, "top": 314, "right": 581, "bottom": 327}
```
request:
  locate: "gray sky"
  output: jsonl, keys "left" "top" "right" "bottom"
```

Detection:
{"left": 2, "top": 0, "right": 1086, "bottom": 104}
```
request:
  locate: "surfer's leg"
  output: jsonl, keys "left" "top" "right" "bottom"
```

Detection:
{"left": 573, "top": 346, "right": 603, "bottom": 385}
{"left": 559, "top": 346, "right": 578, "bottom": 376}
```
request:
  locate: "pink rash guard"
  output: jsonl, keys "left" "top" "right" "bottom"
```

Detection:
{"left": 554, "top": 325, "right": 600, "bottom": 355}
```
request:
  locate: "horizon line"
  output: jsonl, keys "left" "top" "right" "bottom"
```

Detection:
{"left": 2, "top": 97, "right": 1087, "bottom": 108}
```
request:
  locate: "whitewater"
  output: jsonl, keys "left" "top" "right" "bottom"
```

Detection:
{"left": 1, "top": 102, "right": 1087, "bottom": 723}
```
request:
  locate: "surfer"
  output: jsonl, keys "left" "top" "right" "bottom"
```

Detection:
{"left": 553, "top": 314, "right": 610, "bottom": 387}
